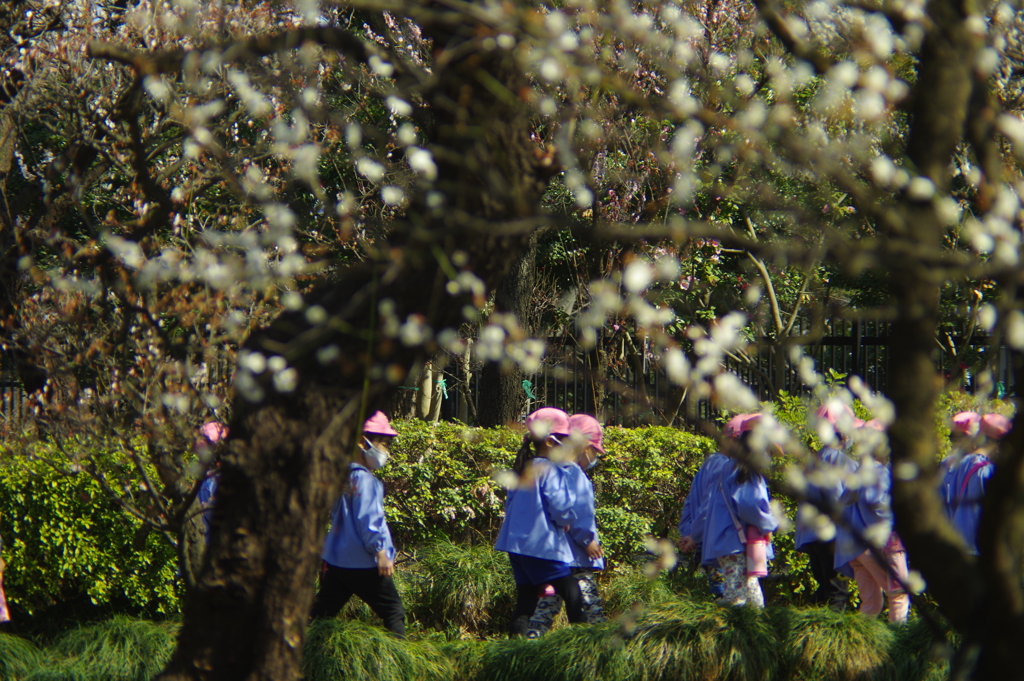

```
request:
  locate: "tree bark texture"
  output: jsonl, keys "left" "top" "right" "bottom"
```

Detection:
{"left": 156, "top": 14, "right": 548, "bottom": 681}
{"left": 883, "top": 2, "right": 1024, "bottom": 678}
{"left": 476, "top": 233, "right": 538, "bottom": 427}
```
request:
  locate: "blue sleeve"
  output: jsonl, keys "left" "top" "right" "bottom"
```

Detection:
{"left": 733, "top": 475, "right": 779, "bottom": 534}
{"left": 861, "top": 466, "right": 892, "bottom": 523}
{"left": 816, "top": 448, "right": 853, "bottom": 508}
{"left": 198, "top": 476, "right": 217, "bottom": 506}
{"left": 539, "top": 463, "right": 578, "bottom": 528}
{"left": 568, "top": 472, "right": 597, "bottom": 547}
{"left": 977, "top": 462, "right": 995, "bottom": 490}
{"left": 351, "top": 470, "right": 390, "bottom": 556}
{"left": 679, "top": 464, "right": 704, "bottom": 532}
{"left": 678, "top": 495, "right": 694, "bottom": 537}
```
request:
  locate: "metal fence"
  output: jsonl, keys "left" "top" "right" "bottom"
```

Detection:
{"left": 437, "top": 321, "right": 1017, "bottom": 427}
{"left": 0, "top": 354, "right": 26, "bottom": 429}
{"left": 1, "top": 322, "right": 1016, "bottom": 428}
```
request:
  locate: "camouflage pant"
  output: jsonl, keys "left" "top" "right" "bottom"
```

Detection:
{"left": 527, "top": 569, "right": 606, "bottom": 638}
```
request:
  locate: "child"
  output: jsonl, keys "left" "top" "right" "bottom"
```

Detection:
{"left": 701, "top": 413, "right": 778, "bottom": 608}
{"left": 495, "top": 407, "right": 587, "bottom": 636}
{"left": 310, "top": 411, "right": 405, "bottom": 636}
{"left": 834, "top": 420, "right": 908, "bottom": 623}
{"left": 940, "top": 411, "right": 981, "bottom": 482}
{"left": 795, "top": 403, "right": 858, "bottom": 609}
{"left": 526, "top": 413, "right": 607, "bottom": 638}
{"left": 0, "top": 522, "right": 9, "bottom": 623}
{"left": 943, "top": 413, "right": 1010, "bottom": 553}
{"left": 196, "top": 421, "right": 228, "bottom": 538}
{"left": 678, "top": 448, "right": 730, "bottom": 598}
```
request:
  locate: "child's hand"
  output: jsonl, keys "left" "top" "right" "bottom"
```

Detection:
{"left": 586, "top": 540, "right": 603, "bottom": 560}
{"left": 678, "top": 536, "right": 696, "bottom": 552}
{"left": 376, "top": 550, "right": 394, "bottom": 578}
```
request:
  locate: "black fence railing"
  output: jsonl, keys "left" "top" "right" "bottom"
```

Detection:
{"left": 1, "top": 323, "right": 1016, "bottom": 429}
{"left": 437, "top": 321, "right": 1016, "bottom": 428}
{"left": 0, "top": 356, "right": 26, "bottom": 429}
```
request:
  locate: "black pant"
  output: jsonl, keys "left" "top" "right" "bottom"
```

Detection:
{"left": 509, "top": 574, "right": 585, "bottom": 636}
{"left": 804, "top": 540, "right": 848, "bottom": 607}
{"left": 310, "top": 564, "right": 406, "bottom": 637}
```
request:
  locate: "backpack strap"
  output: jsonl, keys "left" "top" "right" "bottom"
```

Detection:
{"left": 957, "top": 459, "right": 992, "bottom": 502}
{"left": 719, "top": 479, "right": 746, "bottom": 543}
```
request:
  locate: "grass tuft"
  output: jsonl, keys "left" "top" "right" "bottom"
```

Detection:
{"left": 406, "top": 539, "right": 515, "bottom": 636}
{"left": 625, "top": 599, "right": 779, "bottom": 681}
{"left": 890, "top": 617, "right": 957, "bottom": 681}
{"left": 474, "top": 622, "right": 629, "bottom": 681}
{"left": 303, "top": 619, "right": 454, "bottom": 681}
{"left": 600, "top": 568, "right": 675, "bottom": 617}
{"left": 0, "top": 633, "right": 48, "bottom": 681}
{"left": 770, "top": 607, "right": 897, "bottom": 681}
{"left": 27, "top": 616, "right": 177, "bottom": 681}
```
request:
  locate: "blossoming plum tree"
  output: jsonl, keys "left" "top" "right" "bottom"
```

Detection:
{"left": 2, "top": 0, "right": 1024, "bottom": 679}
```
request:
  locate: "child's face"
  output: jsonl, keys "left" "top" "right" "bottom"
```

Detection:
{"left": 577, "top": 445, "right": 598, "bottom": 469}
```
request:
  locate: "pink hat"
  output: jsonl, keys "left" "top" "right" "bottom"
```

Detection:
{"left": 725, "top": 413, "right": 761, "bottom": 439}
{"left": 815, "top": 402, "right": 864, "bottom": 429}
{"left": 951, "top": 411, "right": 981, "bottom": 437}
{"left": 569, "top": 414, "right": 605, "bottom": 454}
{"left": 980, "top": 413, "right": 1012, "bottom": 440}
{"left": 200, "top": 421, "right": 228, "bottom": 443}
{"left": 525, "top": 407, "right": 571, "bottom": 439}
{"left": 363, "top": 411, "right": 399, "bottom": 437}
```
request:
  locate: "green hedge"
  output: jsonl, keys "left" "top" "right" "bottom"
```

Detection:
{"left": 0, "top": 447, "right": 180, "bottom": 618}
{"left": 1, "top": 400, "right": 1010, "bottom": 624}
{"left": 383, "top": 421, "right": 716, "bottom": 565}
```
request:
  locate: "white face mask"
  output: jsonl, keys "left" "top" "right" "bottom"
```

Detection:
{"left": 362, "top": 438, "right": 390, "bottom": 471}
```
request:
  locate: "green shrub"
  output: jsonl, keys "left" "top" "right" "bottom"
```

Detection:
{"left": 596, "top": 427, "right": 716, "bottom": 542}
{"left": 0, "top": 445, "right": 180, "bottom": 617}
{"left": 383, "top": 422, "right": 521, "bottom": 546}
{"left": 384, "top": 422, "right": 716, "bottom": 568}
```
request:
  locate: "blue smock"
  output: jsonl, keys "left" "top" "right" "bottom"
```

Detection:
{"left": 197, "top": 473, "right": 218, "bottom": 536}
{"left": 700, "top": 459, "right": 778, "bottom": 564}
{"left": 834, "top": 459, "right": 892, "bottom": 571}
{"left": 494, "top": 457, "right": 577, "bottom": 564}
{"left": 678, "top": 452, "right": 729, "bottom": 547}
{"left": 942, "top": 453, "right": 993, "bottom": 554}
{"left": 322, "top": 463, "right": 396, "bottom": 569}
{"left": 795, "top": 446, "right": 855, "bottom": 550}
{"left": 563, "top": 463, "right": 605, "bottom": 570}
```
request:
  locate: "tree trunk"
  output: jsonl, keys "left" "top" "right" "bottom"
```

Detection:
{"left": 157, "top": 12, "right": 548, "bottom": 681}
{"left": 179, "top": 511, "right": 206, "bottom": 591}
{"left": 883, "top": 2, "right": 1024, "bottom": 678}
{"left": 416, "top": 361, "right": 442, "bottom": 422}
{"left": 476, "top": 233, "right": 538, "bottom": 427}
